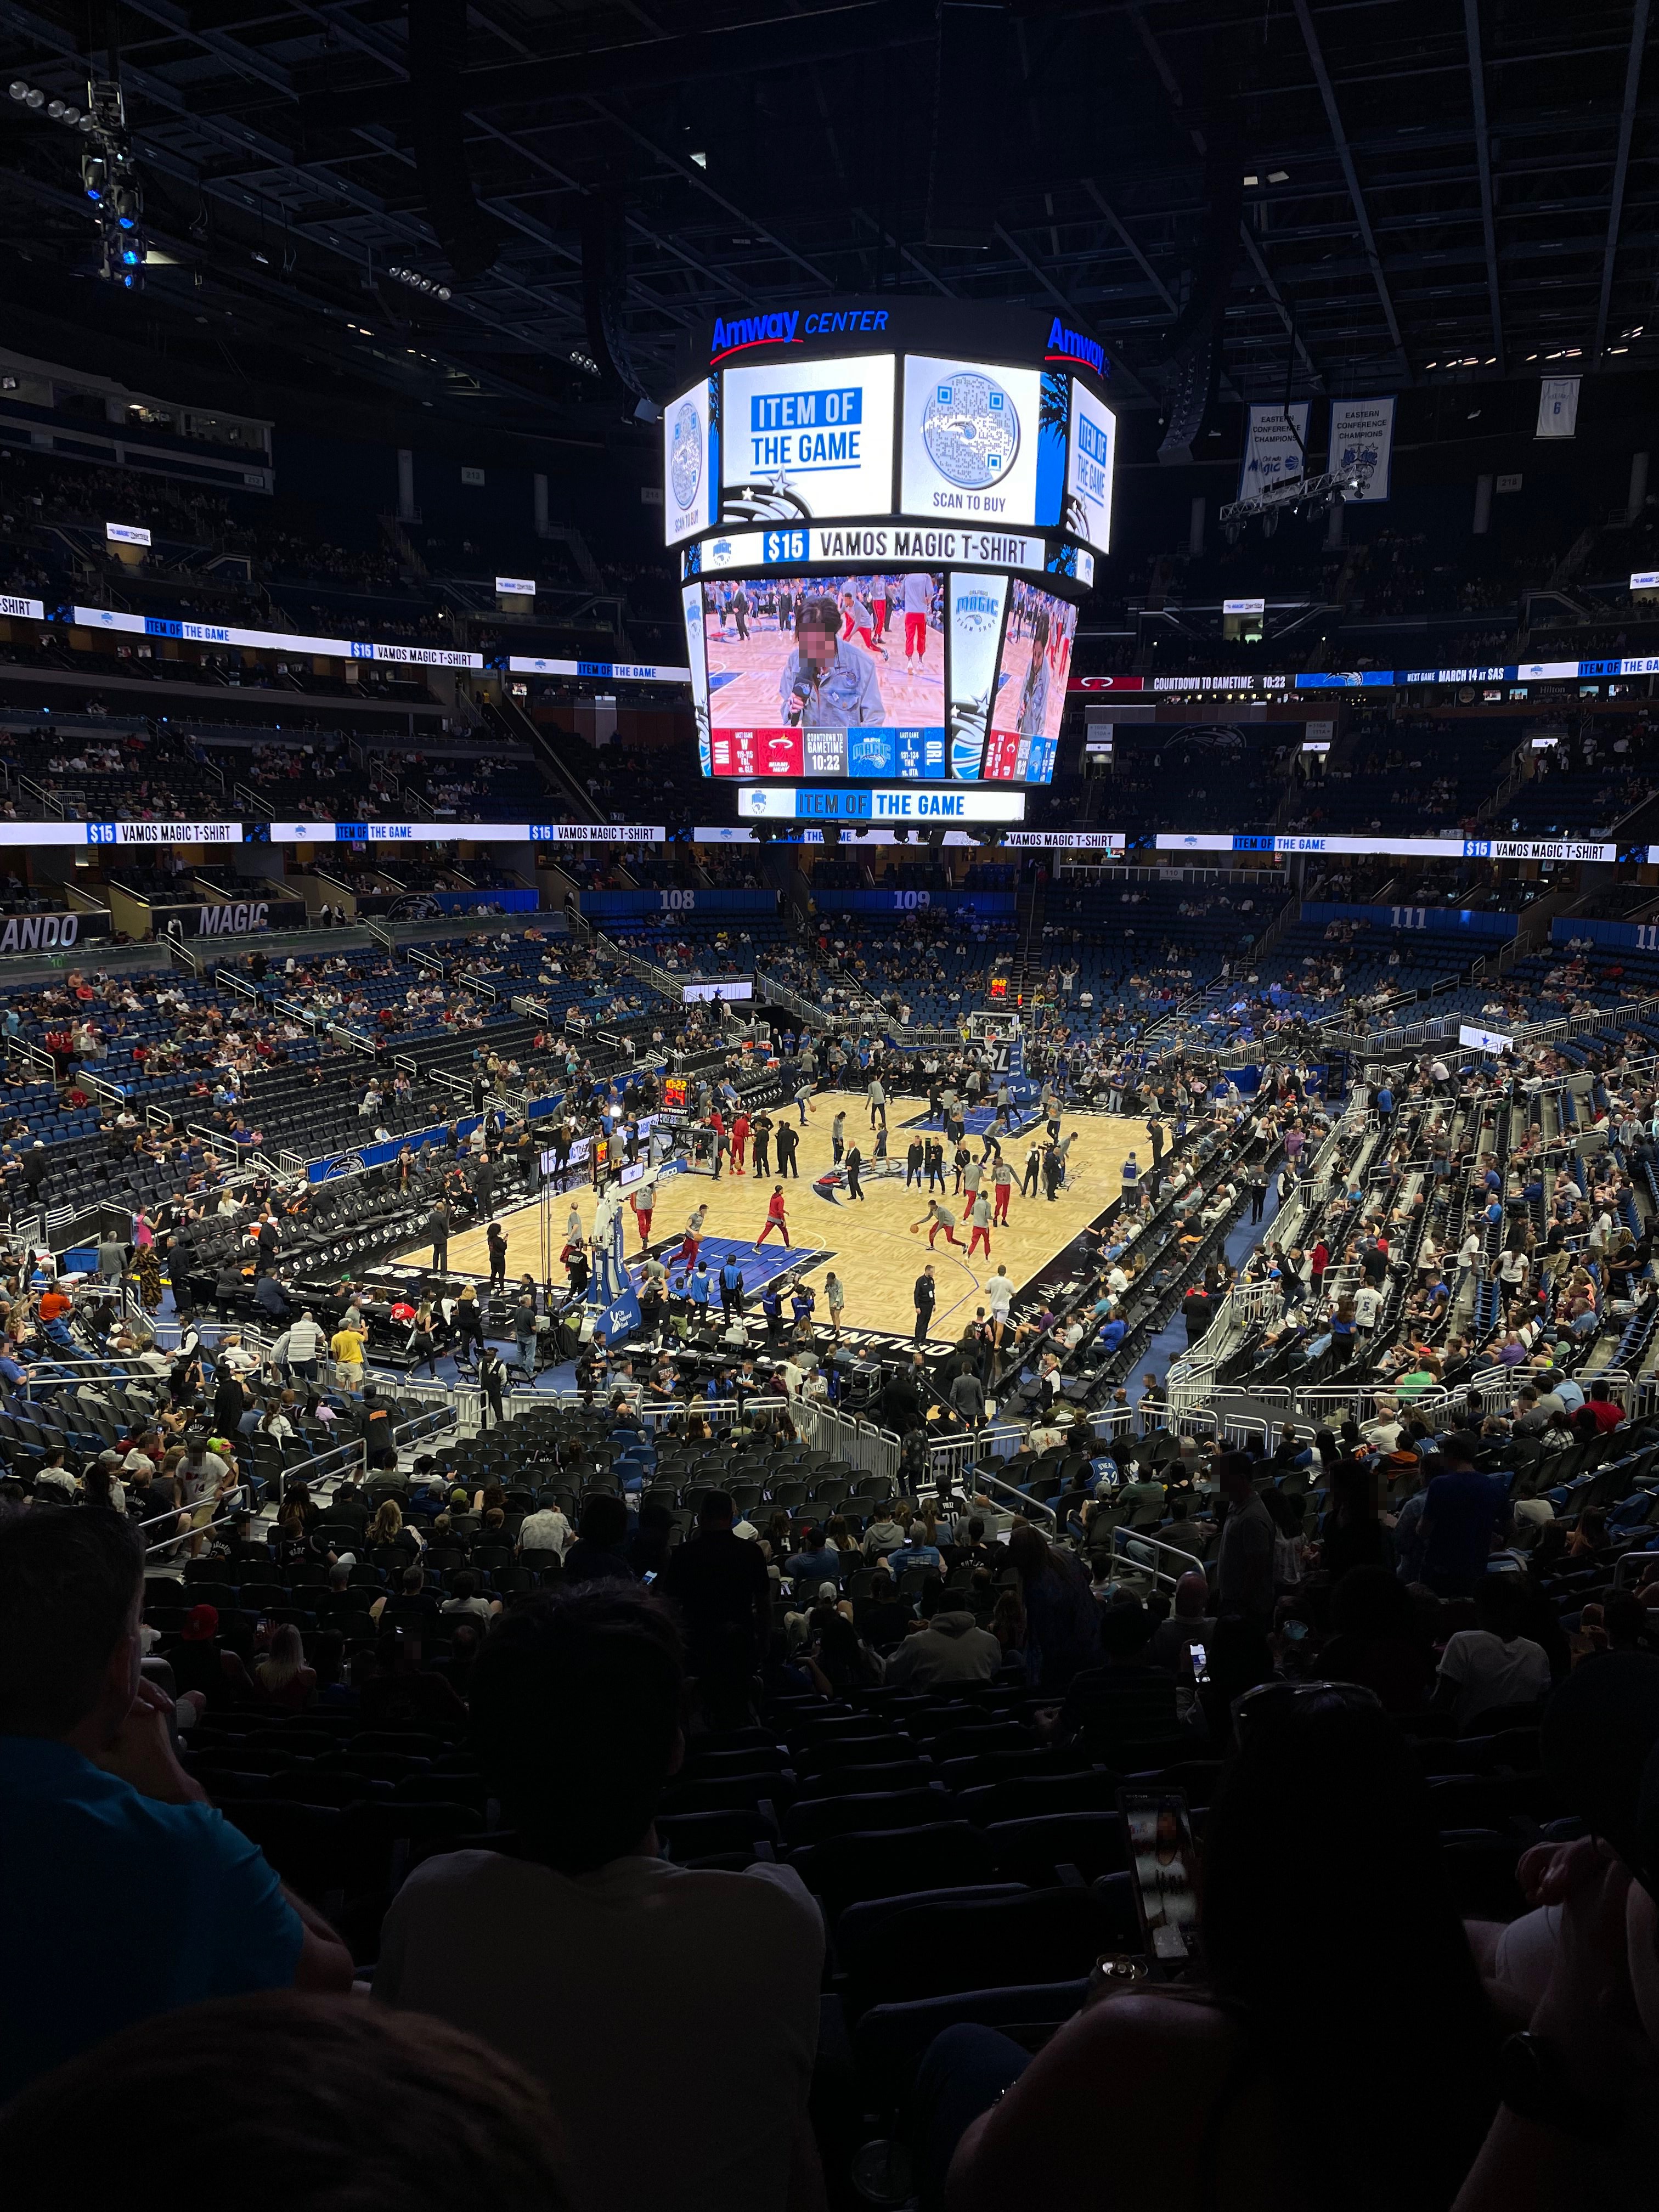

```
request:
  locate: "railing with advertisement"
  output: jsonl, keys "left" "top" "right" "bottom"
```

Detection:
{"left": 1361, "top": 991, "right": 1659, "bottom": 1063}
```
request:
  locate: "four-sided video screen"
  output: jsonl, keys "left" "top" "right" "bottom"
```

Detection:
{"left": 669, "top": 328, "right": 1109, "bottom": 785}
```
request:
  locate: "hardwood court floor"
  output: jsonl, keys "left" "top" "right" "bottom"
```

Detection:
{"left": 430, "top": 1092, "right": 1147, "bottom": 1342}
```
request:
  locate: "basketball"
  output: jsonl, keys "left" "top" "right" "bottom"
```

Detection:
{"left": 910, "top": 1223, "right": 919, "bottom": 1234}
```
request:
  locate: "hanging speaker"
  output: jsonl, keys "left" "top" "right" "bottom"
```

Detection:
{"left": 581, "top": 197, "right": 648, "bottom": 402}
{"left": 407, "top": 0, "right": 505, "bottom": 280}
{"left": 924, "top": 2, "right": 1007, "bottom": 249}
{"left": 1158, "top": 56, "right": 1243, "bottom": 464}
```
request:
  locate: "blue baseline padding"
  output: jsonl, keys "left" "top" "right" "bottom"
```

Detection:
{"left": 644, "top": 1233, "right": 822, "bottom": 1295}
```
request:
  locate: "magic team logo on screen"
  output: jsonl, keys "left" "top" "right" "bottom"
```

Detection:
{"left": 670, "top": 401, "right": 703, "bottom": 510}
{"left": 923, "top": 371, "right": 1020, "bottom": 488}
{"left": 849, "top": 729, "right": 895, "bottom": 777}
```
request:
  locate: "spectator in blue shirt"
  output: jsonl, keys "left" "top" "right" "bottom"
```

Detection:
{"left": 0, "top": 1512, "right": 351, "bottom": 2101}
{"left": 1097, "top": 1316, "right": 1127, "bottom": 1355}
{"left": 784, "top": 1526, "right": 842, "bottom": 1586}
{"left": 1418, "top": 1436, "right": 1509, "bottom": 1598}
{"left": 888, "top": 1532, "right": 944, "bottom": 1575}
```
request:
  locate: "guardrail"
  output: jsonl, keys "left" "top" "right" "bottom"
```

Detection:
{"left": 1109, "top": 1523, "right": 1206, "bottom": 1596}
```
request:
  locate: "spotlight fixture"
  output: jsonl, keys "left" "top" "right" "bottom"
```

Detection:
{"left": 387, "top": 264, "right": 453, "bottom": 302}
{"left": 69, "top": 81, "right": 148, "bottom": 290}
{"left": 568, "top": 350, "right": 602, "bottom": 378}
{"left": 10, "top": 78, "right": 90, "bottom": 128}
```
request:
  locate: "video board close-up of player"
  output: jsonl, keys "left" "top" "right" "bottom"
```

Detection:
{"left": 699, "top": 573, "right": 945, "bottom": 780}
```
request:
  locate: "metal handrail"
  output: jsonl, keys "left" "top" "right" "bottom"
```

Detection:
{"left": 1109, "top": 1523, "right": 1206, "bottom": 1594}
{"left": 968, "top": 1468, "right": 1058, "bottom": 1524}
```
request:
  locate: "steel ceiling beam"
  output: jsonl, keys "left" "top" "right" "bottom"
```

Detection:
{"left": 1291, "top": 0, "right": 1410, "bottom": 380}
{"left": 1462, "top": 0, "right": 1504, "bottom": 370}
{"left": 1593, "top": 0, "right": 1651, "bottom": 359}
{"left": 0, "top": 0, "right": 575, "bottom": 362}
{"left": 1239, "top": 224, "right": 1326, "bottom": 392}
{"left": 1081, "top": 177, "right": 1179, "bottom": 313}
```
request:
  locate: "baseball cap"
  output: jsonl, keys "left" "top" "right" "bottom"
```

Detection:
{"left": 1539, "top": 1652, "right": 1659, "bottom": 1896}
{"left": 180, "top": 1604, "right": 219, "bottom": 1643}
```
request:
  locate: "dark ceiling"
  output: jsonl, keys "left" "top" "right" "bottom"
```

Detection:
{"left": 0, "top": 0, "right": 1653, "bottom": 443}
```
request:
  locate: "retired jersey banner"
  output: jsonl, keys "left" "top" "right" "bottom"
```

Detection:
{"left": 1239, "top": 403, "right": 1310, "bottom": 500}
{"left": 1328, "top": 397, "right": 1395, "bottom": 502}
{"left": 1536, "top": 377, "right": 1581, "bottom": 439}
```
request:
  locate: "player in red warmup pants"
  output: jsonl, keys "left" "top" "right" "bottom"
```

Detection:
{"left": 755, "top": 1185, "right": 791, "bottom": 1248}
{"left": 966, "top": 1193, "right": 992, "bottom": 1261}
{"left": 915, "top": 1200, "right": 961, "bottom": 1249}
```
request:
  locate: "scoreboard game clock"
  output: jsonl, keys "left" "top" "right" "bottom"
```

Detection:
{"left": 663, "top": 299, "right": 1114, "bottom": 801}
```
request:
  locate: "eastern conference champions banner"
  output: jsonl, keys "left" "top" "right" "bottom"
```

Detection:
{"left": 1240, "top": 403, "right": 1310, "bottom": 499}
{"left": 1327, "top": 397, "right": 1395, "bottom": 502}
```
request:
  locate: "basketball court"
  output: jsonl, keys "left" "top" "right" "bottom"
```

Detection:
{"left": 422, "top": 1090, "right": 1149, "bottom": 1345}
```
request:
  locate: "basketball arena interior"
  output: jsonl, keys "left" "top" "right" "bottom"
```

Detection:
{"left": 2, "top": 2, "right": 1659, "bottom": 2203}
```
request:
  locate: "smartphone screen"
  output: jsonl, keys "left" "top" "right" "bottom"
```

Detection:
{"left": 1187, "top": 1640, "right": 1208, "bottom": 1680}
{"left": 641, "top": 1570, "right": 658, "bottom": 1585}
{"left": 1119, "top": 1788, "right": 1202, "bottom": 1966}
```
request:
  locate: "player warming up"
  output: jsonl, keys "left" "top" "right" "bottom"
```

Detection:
{"left": 628, "top": 1186, "right": 654, "bottom": 1252}
{"left": 672, "top": 1203, "right": 707, "bottom": 1272}
{"left": 755, "top": 1184, "right": 791, "bottom": 1248}
{"left": 913, "top": 1199, "right": 962, "bottom": 1249}
{"left": 966, "top": 1190, "right": 993, "bottom": 1262}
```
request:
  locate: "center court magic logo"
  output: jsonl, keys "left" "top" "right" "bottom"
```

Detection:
{"left": 670, "top": 402, "right": 703, "bottom": 512}
{"left": 923, "top": 374, "right": 1019, "bottom": 489}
